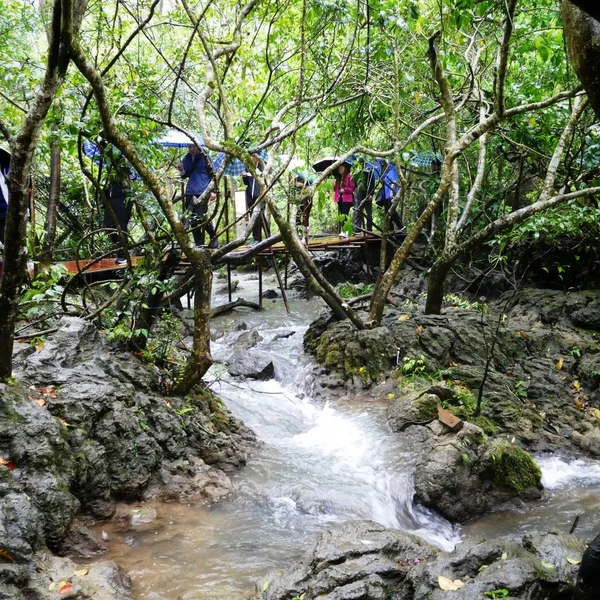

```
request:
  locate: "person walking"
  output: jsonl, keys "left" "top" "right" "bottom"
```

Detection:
{"left": 242, "top": 156, "right": 268, "bottom": 244}
{"left": 353, "top": 161, "right": 378, "bottom": 233}
{"left": 376, "top": 161, "right": 403, "bottom": 230}
{"left": 333, "top": 162, "right": 355, "bottom": 236}
{"left": 177, "top": 143, "right": 217, "bottom": 248}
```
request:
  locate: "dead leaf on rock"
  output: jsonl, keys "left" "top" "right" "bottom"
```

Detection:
{"left": 73, "top": 568, "right": 89, "bottom": 576}
{"left": 594, "top": 409, "right": 600, "bottom": 421}
{"left": 37, "top": 399, "right": 47, "bottom": 408}
{"left": 518, "top": 330, "right": 529, "bottom": 339}
{"left": 58, "top": 581, "right": 73, "bottom": 594}
{"left": 556, "top": 358, "right": 563, "bottom": 371}
{"left": 0, "top": 548, "right": 14, "bottom": 562}
{"left": 416, "top": 325, "right": 424, "bottom": 336}
{"left": 567, "top": 557, "right": 581, "bottom": 565}
{"left": 0, "top": 458, "right": 16, "bottom": 471}
{"left": 398, "top": 314, "right": 410, "bottom": 321}
{"left": 35, "top": 341, "right": 44, "bottom": 352}
{"left": 438, "top": 575, "right": 464, "bottom": 591}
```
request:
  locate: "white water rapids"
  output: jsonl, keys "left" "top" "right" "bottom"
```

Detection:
{"left": 98, "top": 273, "right": 600, "bottom": 600}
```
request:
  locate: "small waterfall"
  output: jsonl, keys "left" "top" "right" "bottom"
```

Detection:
{"left": 210, "top": 321, "right": 459, "bottom": 553}
{"left": 537, "top": 455, "right": 600, "bottom": 489}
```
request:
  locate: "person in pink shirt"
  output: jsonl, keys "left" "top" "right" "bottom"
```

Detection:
{"left": 333, "top": 163, "right": 355, "bottom": 235}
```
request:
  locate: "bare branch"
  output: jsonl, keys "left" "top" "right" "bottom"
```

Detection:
{"left": 494, "top": 0, "right": 519, "bottom": 116}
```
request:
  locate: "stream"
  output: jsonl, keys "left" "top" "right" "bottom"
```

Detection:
{"left": 97, "top": 272, "right": 600, "bottom": 600}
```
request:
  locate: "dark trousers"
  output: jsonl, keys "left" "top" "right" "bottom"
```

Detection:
{"left": 353, "top": 195, "right": 373, "bottom": 232}
{"left": 247, "top": 196, "right": 267, "bottom": 242}
{"left": 338, "top": 201, "right": 352, "bottom": 232}
{"left": 186, "top": 195, "right": 217, "bottom": 247}
{"left": 381, "top": 197, "right": 403, "bottom": 230}
{"left": 103, "top": 189, "right": 132, "bottom": 260}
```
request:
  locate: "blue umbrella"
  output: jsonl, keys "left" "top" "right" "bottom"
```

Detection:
{"left": 155, "top": 129, "right": 205, "bottom": 148}
{"left": 82, "top": 140, "right": 140, "bottom": 181}
{"left": 83, "top": 140, "right": 102, "bottom": 162}
{"left": 409, "top": 151, "right": 443, "bottom": 168}
{"left": 214, "top": 148, "right": 267, "bottom": 176}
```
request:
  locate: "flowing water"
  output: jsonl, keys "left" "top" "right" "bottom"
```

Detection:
{"left": 97, "top": 272, "right": 600, "bottom": 600}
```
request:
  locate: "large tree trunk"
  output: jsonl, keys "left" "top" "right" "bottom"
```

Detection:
{"left": 568, "top": 0, "right": 600, "bottom": 22}
{"left": 562, "top": 0, "right": 600, "bottom": 118}
{"left": 0, "top": 151, "right": 33, "bottom": 378}
{"left": 0, "top": 0, "right": 82, "bottom": 380}
{"left": 40, "top": 137, "right": 61, "bottom": 265}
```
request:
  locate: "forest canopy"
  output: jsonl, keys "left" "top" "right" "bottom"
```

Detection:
{"left": 0, "top": 0, "right": 599, "bottom": 386}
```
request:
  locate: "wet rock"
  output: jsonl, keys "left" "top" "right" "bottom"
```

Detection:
{"left": 4, "top": 316, "right": 255, "bottom": 585}
{"left": 216, "top": 279, "right": 239, "bottom": 294}
{"left": 401, "top": 418, "right": 543, "bottom": 523}
{"left": 142, "top": 456, "right": 232, "bottom": 502}
{"left": 52, "top": 521, "right": 108, "bottom": 559}
{"left": 236, "top": 329, "right": 264, "bottom": 349}
{"left": 272, "top": 330, "right": 295, "bottom": 341}
{"left": 253, "top": 521, "right": 584, "bottom": 600}
{"left": 306, "top": 294, "right": 600, "bottom": 458}
{"left": 229, "top": 350, "right": 275, "bottom": 379}
{"left": 254, "top": 521, "right": 437, "bottom": 600}
{"left": 113, "top": 504, "right": 160, "bottom": 532}
{"left": 262, "top": 289, "right": 279, "bottom": 299}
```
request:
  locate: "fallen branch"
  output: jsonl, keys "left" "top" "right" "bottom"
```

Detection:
{"left": 210, "top": 297, "right": 261, "bottom": 317}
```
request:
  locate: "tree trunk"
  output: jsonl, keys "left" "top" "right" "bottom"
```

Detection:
{"left": 0, "top": 0, "right": 85, "bottom": 381}
{"left": 425, "top": 259, "right": 453, "bottom": 315}
{"left": 0, "top": 152, "right": 33, "bottom": 379}
{"left": 562, "top": 0, "right": 600, "bottom": 118}
{"left": 40, "top": 138, "right": 61, "bottom": 265}
{"left": 128, "top": 250, "right": 179, "bottom": 352}
{"left": 172, "top": 249, "right": 213, "bottom": 394}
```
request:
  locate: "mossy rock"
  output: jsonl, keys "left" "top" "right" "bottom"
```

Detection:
{"left": 486, "top": 442, "right": 542, "bottom": 494}
{"left": 315, "top": 323, "right": 395, "bottom": 384}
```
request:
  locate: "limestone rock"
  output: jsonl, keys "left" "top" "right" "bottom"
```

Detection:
{"left": 229, "top": 350, "right": 275, "bottom": 379}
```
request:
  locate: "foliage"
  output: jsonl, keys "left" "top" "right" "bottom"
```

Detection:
{"left": 336, "top": 282, "right": 374, "bottom": 298}
{"left": 484, "top": 589, "right": 510, "bottom": 599}
{"left": 19, "top": 265, "right": 68, "bottom": 319}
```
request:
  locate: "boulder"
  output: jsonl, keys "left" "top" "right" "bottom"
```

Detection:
{"left": 235, "top": 329, "right": 264, "bottom": 350}
{"left": 229, "top": 350, "right": 275, "bottom": 379}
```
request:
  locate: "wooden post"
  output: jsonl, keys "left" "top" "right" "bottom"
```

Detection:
{"left": 271, "top": 255, "right": 290, "bottom": 313}
{"left": 258, "top": 255, "right": 263, "bottom": 309}
{"left": 227, "top": 262, "right": 232, "bottom": 303}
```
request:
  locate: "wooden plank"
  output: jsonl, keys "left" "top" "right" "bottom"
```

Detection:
{"left": 437, "top": 407, "right": 463, "bottom": 432}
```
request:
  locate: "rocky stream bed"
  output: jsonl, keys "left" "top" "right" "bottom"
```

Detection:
{"left": 2, "top": 264, "right": 600, "bottom": 600}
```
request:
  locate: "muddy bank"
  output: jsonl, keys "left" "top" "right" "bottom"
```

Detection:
{"left": 1, "top": 317, "right": 255, "bottom": 599}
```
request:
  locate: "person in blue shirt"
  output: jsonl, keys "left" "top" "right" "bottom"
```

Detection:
{"left": 376, "top": 160, "right": 403, "bottom": 230}
{"left": 0, "top": 148, "right": 10, "bottom": 246}
{"left": 177, "top": 143, "right": 217, "bottom": 248}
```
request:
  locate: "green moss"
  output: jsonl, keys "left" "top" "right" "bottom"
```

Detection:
{"left": 415, "top": 394, "right": 440, "bottom": 420}
{"left": 473, "top": 415, "right": 498, "bottom": 436}
{"left": 488, "top": 443, "right": 541, "bottom": 494}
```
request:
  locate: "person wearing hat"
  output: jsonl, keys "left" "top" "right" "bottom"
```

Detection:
{"left": 0, "top": 149, "right": 10, "bottom": 246}
{"left": 177, "top": 143, "right": 217, "bottom": 248}
{"left": 333, "top": 162, "right": 355, "bottom": 236}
